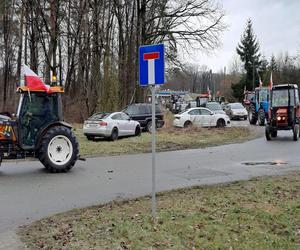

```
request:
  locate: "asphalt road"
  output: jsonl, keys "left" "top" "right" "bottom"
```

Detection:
{"left": 0, "top": 126, "right": 299, "bottom": 236}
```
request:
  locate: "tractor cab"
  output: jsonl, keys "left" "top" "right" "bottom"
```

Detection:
{"left": 265, "top": 84, "right": 300, "bottom": 141}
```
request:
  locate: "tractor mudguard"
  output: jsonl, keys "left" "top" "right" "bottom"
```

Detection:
{"left": 35, "top": 121, "right": 73, "bottom": 149}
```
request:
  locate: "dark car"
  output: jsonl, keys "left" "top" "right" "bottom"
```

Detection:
{"left": 122, "top": 103, "right": 164, "bottom": 132}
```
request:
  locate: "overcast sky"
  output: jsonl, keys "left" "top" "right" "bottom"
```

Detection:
{"left": 186, "top": 0, "right": 300, "bottom": 72}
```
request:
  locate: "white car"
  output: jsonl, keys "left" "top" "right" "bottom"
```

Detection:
{"left": 173, "top": 107, "right": 231, "bottom": 128}
{"left": 83, "top": 112, "right": 141, "bottom": 140}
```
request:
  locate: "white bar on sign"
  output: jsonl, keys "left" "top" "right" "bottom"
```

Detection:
{"left": 148, "top": 59, "right": 155, "bottom": 85}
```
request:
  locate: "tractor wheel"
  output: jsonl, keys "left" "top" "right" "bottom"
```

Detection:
{"left": 293, "top": 124, "right": 299, "bottom": 141}
{"left": 271, "top": 130, "right": 277, "bottom": 138}
{"left": 110, "top": 128, "right": 119, "bottom": 141}
{"left": 135, "top": 125, "right": 141, "bottom": 136}
{"left": 216, "top": 119, "right": 226, "bottom": 128}
{"left": 265, "top": 125, "right": 271, "bottom": 141}
{"left": 38, "top": 126, "right": 79, "bottom": 173}
{"left": 258, "top": 109, "right": 265, "bottom": 126}
{"left": 248, "top": 104, "right": 258, "bottom": 125}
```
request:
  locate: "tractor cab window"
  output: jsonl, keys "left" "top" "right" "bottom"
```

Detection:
{"left": 272, "top": 89, "right": 295, "bottom": 107}
{"left": 259, "top": 89, "right": 269, "bottom": 102}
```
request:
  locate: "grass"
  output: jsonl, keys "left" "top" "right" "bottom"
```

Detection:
{"left": 19, "top": 172, "right": 300, "bottom": 249}
{"left": 74, "top": 125, "right": 255, "bottom": 157}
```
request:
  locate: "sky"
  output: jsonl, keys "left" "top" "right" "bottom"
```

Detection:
{"left": 185, "top": 0, "right": 300, "bottom": 72}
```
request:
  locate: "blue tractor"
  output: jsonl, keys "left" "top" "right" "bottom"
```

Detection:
{"left": 248, "top": 87, "right": 270, "bottom": 126}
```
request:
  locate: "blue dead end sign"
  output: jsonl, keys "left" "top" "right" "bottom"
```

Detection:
{"left": 139, "top": 44, "right": 165, "bottom": 86}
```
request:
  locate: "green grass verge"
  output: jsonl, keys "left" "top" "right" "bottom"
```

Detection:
{"left": 19, "top": 173, "right": 300, "bottom": 249}
{"left": 75, "top": 126, "right": 255, "bottom": 157}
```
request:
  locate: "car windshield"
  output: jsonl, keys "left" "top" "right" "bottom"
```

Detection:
{"left": 230, "top": 103, "right": 244, "bottom": 109}
{"left": 272, "top": 89, "right": 295, "bottom": 107}
{"left": 89, "top": 113, "right": 110, "bottom": 120}
{"left": 206, "top": 103, "right": 222, "bottom": 110}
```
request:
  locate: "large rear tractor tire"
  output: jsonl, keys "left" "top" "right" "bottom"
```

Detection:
{"left": 258, "top": 109, "right": 266, "bottom": 126}
{"left": 265, "top": 125, "right": 271, "bottom": 141}
{"left": 293, "top": 124, "right": 299, "bottom": 141}
{"left": 248, "top": 104, "right": 258, "bottom": 125}
{"left": 38, "top": 126, "right": 79, "bottom": 173}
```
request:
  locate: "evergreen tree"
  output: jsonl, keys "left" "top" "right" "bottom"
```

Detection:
{"left": 269, "top": 54, "right": 278, "bottom": 71}
{"left": 236, "top": 19, "right": 261, "bottom": 90}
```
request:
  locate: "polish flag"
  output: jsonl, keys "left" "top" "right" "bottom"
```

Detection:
{"left": 259, "top": 76, "right": 263, "bottom": 87}
{"left": 269, "top": 72, "right": 273, "bottom": 90}
{"left": 23, "top": 65, "right": 51, "bottom": 93}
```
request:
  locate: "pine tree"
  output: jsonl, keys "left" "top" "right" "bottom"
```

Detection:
{"left": 269, "top": 54, "right": 278, "bottom": 71}
{"left": 236, "top": 19, "right": 261, "bottom": 90}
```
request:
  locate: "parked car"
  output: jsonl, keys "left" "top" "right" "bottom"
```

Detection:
{"left": 224, "top": 102, "right": 248, "bottom": 120}
{"left": 122, "top": 103, "right": 164, "bottom": 132}
{"left": 83, "top": 112, "right": 141, "bottom": 141}
{"left": 204, "top": 102, "right": 226, "bottom": 115}
{"left": 173, "top": 107, "right": 231, "bottom": 128}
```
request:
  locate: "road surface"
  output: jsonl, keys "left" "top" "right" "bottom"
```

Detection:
{"left": 0, "top": 128, "right": 299, "bottom": 244}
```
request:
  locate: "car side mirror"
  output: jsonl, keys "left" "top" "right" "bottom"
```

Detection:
{"left": 210, "top": 112, "right": 213, "bottom": 115}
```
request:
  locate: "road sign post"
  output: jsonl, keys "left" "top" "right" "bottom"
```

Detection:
{"left": 139, "top": 44, "right": 164, "bottom": 218}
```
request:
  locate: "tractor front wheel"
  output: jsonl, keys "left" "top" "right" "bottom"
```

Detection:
{"left": 258, "top": 109, "right": 265, "bottom": 126}
{"left": 265, "top": 125, "right": 271, "bottom": 141}
{"left": 293, "top": 124, "right": 299, "bottom": 141}
{"left": 38, "top": 126, "right": 79, "bottom": 173}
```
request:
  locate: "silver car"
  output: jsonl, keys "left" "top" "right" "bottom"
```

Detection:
{"left": 83, "top": 112, "right": 141, "bottom": 141}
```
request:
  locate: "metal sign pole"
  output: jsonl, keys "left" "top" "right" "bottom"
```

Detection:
{"left": 151, "top": 84, "right": 156, "bottom": 218}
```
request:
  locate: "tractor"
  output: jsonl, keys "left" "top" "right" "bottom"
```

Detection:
{"left": 265, "top": 84, "right": 300, "bottom": 141}
{"left": 248, "top": 87, "right": 270, "bottom": 126}
{"left": 0, "top": 85, "right": 79, "bottom": 172}
{"left": 243, "top": 90, "right": 254, "bottom": 110}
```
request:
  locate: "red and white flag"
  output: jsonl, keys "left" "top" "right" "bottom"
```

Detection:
{"left": 259, "top": 76, "right": 263, "bottom": 87}
{"left": 23, "top": 65, "right": 51, "bottom": 93}
{"left": 269, "top": 72, "right": 273, "bottom": 90}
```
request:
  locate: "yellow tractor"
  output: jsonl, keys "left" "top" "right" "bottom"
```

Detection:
{"left": 0, "top": 85, "right": 79, "bottom": 172}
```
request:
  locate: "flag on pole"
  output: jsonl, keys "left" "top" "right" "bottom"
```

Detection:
{"left": 269, "top": 72, "right": 273, "bottom": 90}
{"left": 259, "top": 76, "right": 263, "bottom": 87}
{"left": 23, "top": 65, "right": 51, "bottom": 93}
{"left": 207, "top": 85, "right": 211, "bottom": 99}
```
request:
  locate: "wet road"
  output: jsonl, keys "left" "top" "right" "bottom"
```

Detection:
{"left": 0, "top": 126, "right": 299, "bottom": 235}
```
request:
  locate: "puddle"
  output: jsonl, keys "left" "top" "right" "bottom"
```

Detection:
{"left": 242, "top": 160, "right": 287, "bottom": 166}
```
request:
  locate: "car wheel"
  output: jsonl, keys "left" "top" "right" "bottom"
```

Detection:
{"left": 110, "top": 128, "right": 118, "bottom": 141}
{"left": 135, "top": 125, "right": 141, "bottom": 136}
{"left": 216, "top": 119, "right": 225, "bottom": 128}
{"left": 86, "top": 135, "right": 94, "bottom": 141}
{"left": 146, "top": 121, "right": 152, "bottom": 132}
{"left": 184, "top": 121, "right": 192, "bottom": 128}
